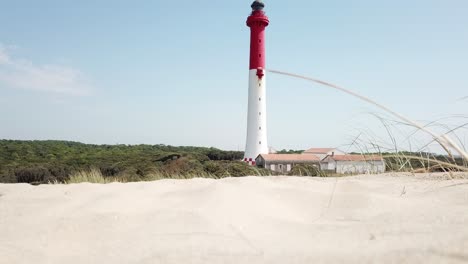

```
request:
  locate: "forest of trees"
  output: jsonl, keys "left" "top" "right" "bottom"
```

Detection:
{"left": 0, "top": 140, "right": 270, "bottom": 184}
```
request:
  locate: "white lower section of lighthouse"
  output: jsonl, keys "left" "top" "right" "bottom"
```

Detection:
{"left": 244, "top": 69, "right": 268, "bottom": 163}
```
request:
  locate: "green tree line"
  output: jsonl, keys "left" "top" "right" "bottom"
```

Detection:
{"left": 0, "top": 140, "right": 269, "bottom": 184}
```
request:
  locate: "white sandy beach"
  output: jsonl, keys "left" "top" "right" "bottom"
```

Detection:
{"left": 1, "top": 173, "right": 467, "bottom": 264}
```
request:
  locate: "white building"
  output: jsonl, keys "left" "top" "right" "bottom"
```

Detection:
{"left": 303, "top": 148, "right": 345, "bottom": 160}
{"left": 255, "top": 154, "right": 321, "bottom": 174}
{"left": 320, "top": 154, "right": 386, "bottom": 174}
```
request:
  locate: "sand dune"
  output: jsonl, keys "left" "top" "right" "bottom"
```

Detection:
{"left": 1, "top": 173, "right": 467, "bottom": 264}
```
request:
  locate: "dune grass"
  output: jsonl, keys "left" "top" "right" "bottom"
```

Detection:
{"left": 65, "top": 169, "right": 220, "bottom": 184}
{"left": 64, "top": 166, "right": 273, "bottom": 184}
{"left": 268, "top": 69, "right": 467, "bottom": 175}
{"left": 67, "top": 169, "right": 119, "bottom": 184}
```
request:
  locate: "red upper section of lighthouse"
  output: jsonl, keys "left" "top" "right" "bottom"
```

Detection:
{"left": 247, "top": 1, "right": 269, "bottom": 70}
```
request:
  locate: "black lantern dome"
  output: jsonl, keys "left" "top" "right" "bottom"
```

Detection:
{"left": 251, "top": 0, "right": 265, "bottom": 11}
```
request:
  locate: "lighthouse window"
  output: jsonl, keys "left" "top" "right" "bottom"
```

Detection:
{"left": 259, "top": 127, "right": 262, "bottom": 130}
{"left": 259, "top": 112, "right": 261, "bottom": 115}
{"left": 259, "top": 141, "right": 262, "bottom": 145}
{"left": 259, "top": 39, "right": 262, "bottom": 43}
{"left": 259, "top": 54, "right": 262, "bottom": 58}
{"left": 259, "top": 97, "right": 261, "bottom": 101}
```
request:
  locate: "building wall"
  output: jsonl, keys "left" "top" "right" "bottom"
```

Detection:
{"left": 259, "top": 155, "right": 385, "bottom": 175}
{"left": 264, "top": 162, "right": 319, "bottom": 174}
{"left": 267, "top": 163, "right": 291, "bottom": 173}
{"left": 260, "top": 156, "right": 385, "bottom": 175}
{"left": 320, "top": 163, "right": 327, "bottom": 171}
{"left": 335, "top": 161, "right": 385, "bottom": 174}
{"left": 256, "top": 156, "right": 266, "bottom": 167}
{"left": 320, "top": 162, "right": 337, "bottom": 171}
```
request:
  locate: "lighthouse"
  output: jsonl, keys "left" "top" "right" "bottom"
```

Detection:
{"left": 244, "top": 0, "right": 270, "bottom": 165}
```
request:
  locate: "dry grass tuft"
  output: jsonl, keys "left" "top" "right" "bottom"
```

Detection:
{"left": 67, "top": 168, "right": 120, "bottom": 184}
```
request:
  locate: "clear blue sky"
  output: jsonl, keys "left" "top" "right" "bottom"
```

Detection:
{"left": 1, "top": 0, "right": 467, "bottom": 153}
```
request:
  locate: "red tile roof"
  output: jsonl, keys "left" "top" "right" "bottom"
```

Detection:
{"left": 257, "top": 154, "right": 321, "bottom": 162}
{"left": 326, "top": 155, "right": 383, "bottom": 161}
{"left": 304, "top": 148, "right": 336, "bottom": 154}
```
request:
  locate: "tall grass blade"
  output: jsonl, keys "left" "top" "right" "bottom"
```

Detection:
{"left": 267, "top": 69, "right": 468, "bottom": 161}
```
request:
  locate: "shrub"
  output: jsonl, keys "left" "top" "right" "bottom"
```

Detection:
{"left": 15, "top": 166, "right": 52, "bottom": 184}
{"left": 100, "top": 165, "right": 121, "bottom": 177}
{"left": 0, "top": 170, "right": 16, "bottom": 183}
{"left": 48, "top": 166, "right": 71, "bottom": 183}
{"left": 289, "top": 164, "right": 321, "bottom": 177}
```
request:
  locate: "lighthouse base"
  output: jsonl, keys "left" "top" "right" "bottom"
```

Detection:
{"left": 243, "top": 158, "right": 257, "bottom": 166}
